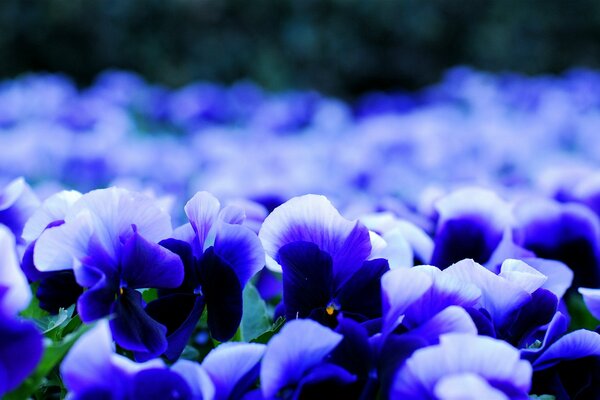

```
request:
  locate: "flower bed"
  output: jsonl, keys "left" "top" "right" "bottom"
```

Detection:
{"left": 1, "top": 69, "right": 600, "bottom": 399}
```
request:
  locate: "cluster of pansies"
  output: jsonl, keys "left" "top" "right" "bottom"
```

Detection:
{"left": 1, "top": 174, "right": 600, "bottom": 399}
{"left": 2, "top": 68, "right": 600, "bottom": 209}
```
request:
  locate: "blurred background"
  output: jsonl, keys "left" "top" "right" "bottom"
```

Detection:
{"left": 3, "top": 0, "right": 600, "bottom": 214}
{"left": 2, "top": 0, "right": 600, "bottom": 97}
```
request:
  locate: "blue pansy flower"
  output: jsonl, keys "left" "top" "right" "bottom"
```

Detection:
{"left": 20, "top": 190, "right": 83, "bottom": 314}
{"left": 0, "top": 225, "right": 43, "bottom": 396}
{"left": 259, "top": 319, "right": 355, "bottom": 399}
{"left": 173, "top": 342, "right": 266, "bottom": 400}
{"left": 34, "top": 187, "right": 184, "bottom": 358}
{"left": 391, "top": 333, "right": 532, "bottom": 399}
{"left": 145, "top": 191, "right": 264, "bottom": 359}
{"left": 376, "top": 267, "right": 479, "bottom": 395}
{"left": 522, "top": 312, "right": 600, "bottom": 399}
{"left": 430, "top": 188, "right": 512, "bottom": 269}
{"left": 442, "top": 258, "right": 559, "bottom": 347}
{"left": 0, "top": 177, "right": 40, "bottom": 241}
{"left": 259, "top": 194, "right": 388, "bottom": 327}
{"left": 61, "top": 320, "right": 195, "bottom": 400}
{"left": 513, "top": 198, "right": 600, "bottom": 288}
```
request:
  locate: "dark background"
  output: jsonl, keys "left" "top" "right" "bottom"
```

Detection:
{"left": 2, "top": 0, "right": 600, "bottom": 98}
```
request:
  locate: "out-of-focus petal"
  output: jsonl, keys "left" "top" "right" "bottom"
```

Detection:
{"left": 171, "top": 360, "right": 215, "bottom": 400}
{"left": 0, "top": 177, "right": 40, "bottom": 240}
{"left": 0, "top": 225, "right": 31, "bottom": 314}
{"left": 0, "top": 315, "right": 43, "bottom": 395}
{"left": 578, "top": 287, "right": 600, "bottom": 320}
{"left": 434, "top": 373, "right": 509, "bottom": 400}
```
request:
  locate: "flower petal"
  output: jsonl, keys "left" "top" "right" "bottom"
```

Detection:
{"left": 260, "top": 319, "right": 343, "bottom": 398}
{"left": 533, "top": 329, "right": 600, "bottom": 370}
{"left": 380, "top": 268, "right": 433, "bottom": 334}
{"left": 0, "top": 315, "right": 43, "bottom": 394}
{"left": 66, "top": 187, "right": 173, "bottom": 263}
{"left": 0, "top": 177, "right": 40, "bottom": 240}
{"left": 409, "top": 306, "right": 478, "bottom": 345}
{"left": 444, "top": 259, "right": 530, "bottom": 328}
{"left": 431, "top": 188, "right": 511, "bottom": 268}
{"left": 120, "top": 230, "right": 184, "bottom": 289}
{"left": 578, "top": 287, "right": 600, "bottom": 320}
{"left": 131, "top": 368, "right": 193, "bottom": 400}
{"left": 22, "top": 190, "right": 81, "bottom": 242}
{"left": 335, "top": 258, "right": 389, "bottom": 320}
{"left": 434, "top": 373, "right": 509, "bottom": 400}
{"left": 392, "top": 333, "right": 531, "bottom": 399}
{"left": 200, "top": 248, "right": 243, "bottom": 342}
{"left": 145, "top": 293, "right": 205, "bottom": 362}
{"left": 109, "top": 288, "right": 168, "bottom": 357}
{"left": 259, "top": 194, "right": 371, "bottom": 287}
{"left": 406, "top": 265, "right": 481, "bottom": 326}
{"left": 0, "top": 225, "right": 31, "bottom": 314}
{"left": 523, "top": 257, "right": 573, "bottom": 300}
{"left": 184, "top": 191, "right": 221, "bottom": 248}
{"left": 214, "top": 222, "right": 264, "bottom": 287}
{"left": 171, "top": 360, "right": 215, "bottom": 400}
{"left": 202, "top": 342, "right": 266, "bottom": 400}
{"left": 61, "top": 320, "right": 116, "bottom": 393}
{"left": 279, "top": 241, "right": 334, "bottom": 321}
{"left": 498, "top": 259, "right": 547, "bottom": 295}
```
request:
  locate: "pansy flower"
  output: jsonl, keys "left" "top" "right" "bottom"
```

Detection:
{"left": 61, "top": 321, "right": 197, "bottom": 400}
{"left": 430, "top": 188, "right": 512, "bottom": 269}
{"left": 259, "top": 194, "right": 388, "bottom": 327}
{"left": 173, "top": 342, "right": 266, "bottom": 400}
{"left": 34, "top": 187, "right": 184, "bottom": 358}
{"left": 145, "top": 191, "right": 264, "bottom": 359}
{"left": 20, "top": 190, "right": 83, "bottom": 313}
{"left": 259, "top": 319, "right": 355, "bottom": 399}
{"left": 0, "top": 177, "right": 40, "bottom": 241}
{"left": 391, "top": 333, "right": 532, "bottom": 399}
{"left": 513, "top": 197, "right": 600, "bottom": 288}
{"left": 443, "top": 258, "right": 559, "bottom": 347}
{"left": 0, "top": 225, "right": 43, "bottom": 396}
{"left": 522, "top": 311, "right": 600, "bottom": 399}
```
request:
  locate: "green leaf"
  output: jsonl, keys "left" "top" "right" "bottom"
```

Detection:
{"left": 20, "top": 283, "right": 49, "bottom": 321}
{"left": 180, "top": 345, "right": 201, "bottom": 362}
{"left": 251, "top": 316, "right": 285, "bottom": 344}
{"left": 142, "top": 288, "right": 158, "bottom": 303}
{"left": 5, "top": 322, "right": 92, "bottom": 400}
{"left": 36, "top": 305, "right": 76, "bottom": 336}
{"left": 241, "top": 283, "right": 272, "bottom": 342}
{"left": 529, "top": 395, "right": 556, "bottom": 400}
